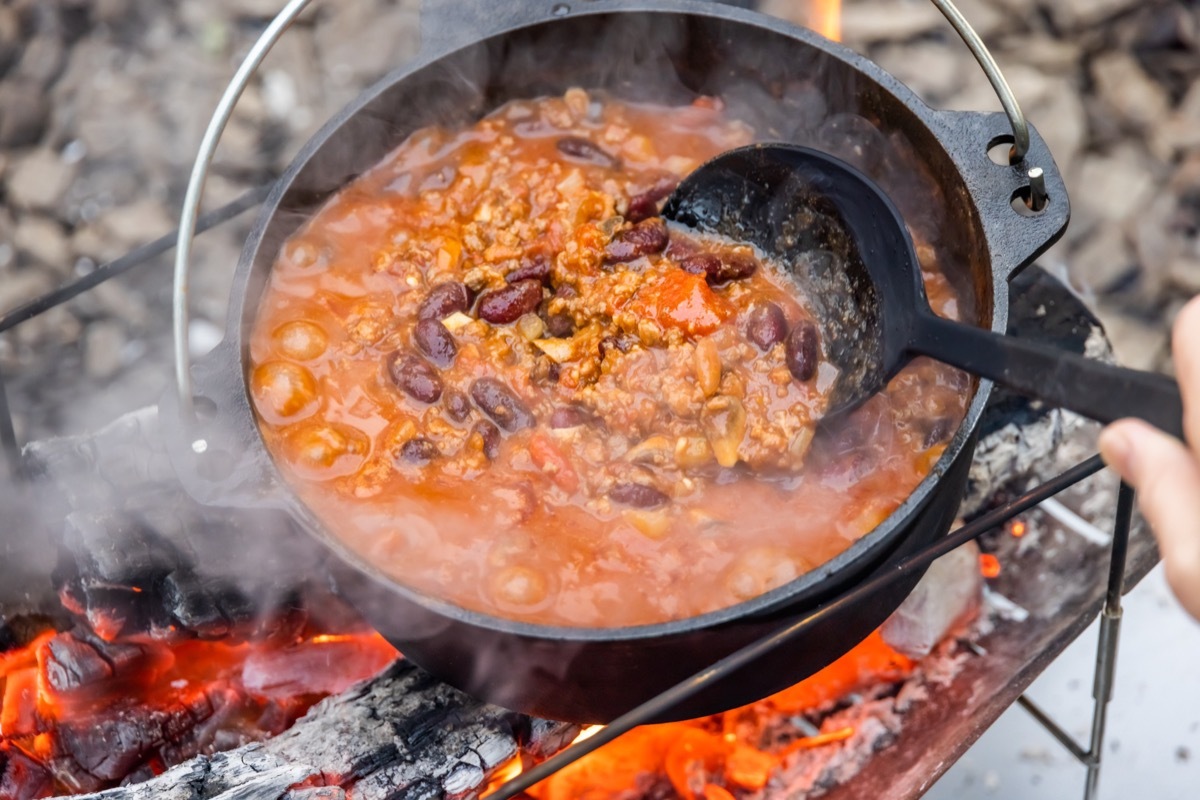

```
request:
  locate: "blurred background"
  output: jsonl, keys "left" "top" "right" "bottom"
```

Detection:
{"left": 0, "top": 0, "right": 1196, "bottom": 796}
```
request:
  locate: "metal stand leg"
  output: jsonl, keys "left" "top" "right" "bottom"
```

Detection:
{"left": 1083, "top": 481, "right": 1134, "bottom": 800}
{"left": 1015, "top": 481, "right": 1134, "bottom": 799}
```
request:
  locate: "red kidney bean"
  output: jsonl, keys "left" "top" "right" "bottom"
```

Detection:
{"left": 444, "top": 388, "right": 471, "bottom": 422}
{"left": 414, "top": 318, "right": 457, "bottom": 367}
{"left": 387, "top": 352, "right": 443, "bottom": 403}
{"left": 598, "top": 332, "right": 639, "bottom": 359}
{"left": 680, "top": 253, "right": 721, "bottom": 278}
{"left": 472, "top": 420, "right": 502, "bottom": 460}
{"left": 419, "top": 281, "right": 471, "bottom": 320}
{"left": 706, "top": 252, "right": 757, "bottom": 286}
{"left": 470, "top": 378, "right": 535, "bottom": 431}
{"left": 549, "top": 406, "right": 590, "bottom": 429}
{"left": 398, "top": 437, "right": 439, "bottom": 464}
{"left": 506, "top": 253, "right": 553, "bottom": 285}
{"left": 477, "top": 279, "right": 543, "bottom": 325}
{"left": 745, "top": 302, "right": 788, "bottom": 350}
{"left": 609, "top": 482, "right": 669, "bottom": 508}
{"left": 542, "top": 309, "right": 575, "bottom": 338}
{"left": 785, "top": 321, "right": 820, "bottom": 382}
{"left": 605, "top": 218, "right": 669, "bottom": 263}
{"left": 556, "top": 136, "right": 620, "bottom": 168}
{"left": 626, "top": 177, "right": 679, "bottom": 223}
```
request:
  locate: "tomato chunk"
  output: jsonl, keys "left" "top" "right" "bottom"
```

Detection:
{"left": 631, "top": 270, "right": 731, "bottom": 336}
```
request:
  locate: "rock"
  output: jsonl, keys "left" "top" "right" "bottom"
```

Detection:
{"left": 313, "top": 0, "right": 420, "bottom": 88}
{"left": 84, "top": 320, "right": 126, "bottom": 380}
{"left": 872, "top": 42, "right": 966, "bottom": 104}
{"left": 0, "top": 78, "right": 50, "bottom": 147}
{"left": 97, "top": 199, "right": 173, "bottom": 247}
{"left": 1168, "top": 258, "right": 1200, "bottom": 294}
{"left": 840, "top": 0, "right": 943, "bottom": 44}
{"left": 1094, "top": 306, "right": 1168, "bottom": 371}
{"left": 14, "top": 30, "right": 66, "bottom": 87}
{"left": 214, "top": 0, "right": 293, "bottom": 18}
{"left": 1068, "top": 226, "right": 1136, "bottom": 294}
{"left": 1091, "top": 51, "right": 1172, "bottom": 131}
{"left": 998, "top": 35, "right": 1084, "bottom": 74}
{"left": 0, "top": 268, "right": 54, "bottom": 315}
{"left": 1074, "top": 147, "right": 1158, "bottom": 231}
{"left": 1047, "top": 0, "right": 1142, "bottom": 30}
{"left": 13, "top": 214, "right": 71, "bottom": 273}
{"left": 8, "top": 147, "right": 79, "bottom": 213}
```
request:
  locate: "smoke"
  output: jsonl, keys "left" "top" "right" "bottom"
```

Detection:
{"left": 1, "top": 0, "right": 987, "bottom": 725}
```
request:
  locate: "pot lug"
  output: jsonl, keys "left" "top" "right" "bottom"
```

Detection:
{"left": 930, "top": 109, "right": 1070, "bottom": 282}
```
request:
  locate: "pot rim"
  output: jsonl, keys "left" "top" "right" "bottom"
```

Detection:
{"left": 226, "top": 2, "right": 1000, "bottom": 644}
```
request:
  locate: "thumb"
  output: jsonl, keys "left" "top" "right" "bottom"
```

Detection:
{"left": 1099, "top": 419, "right": 1200, "bottom": 620}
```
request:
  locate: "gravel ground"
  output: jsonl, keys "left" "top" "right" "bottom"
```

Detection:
{"left": 0, "top": 0, "right": 1196, "bottom": 797}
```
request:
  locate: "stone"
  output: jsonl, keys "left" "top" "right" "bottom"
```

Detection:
{"left": 0, "top": 79, "right": 51, "bottom": 147}
{"left": 1168, "top": 258, "right": 1200, "bottom": 295}
{"left": 840, "top": 0, "right": 943, "bottom": 44}
{"left": 214, "top": 0, "right": 294, "bottom": 18}
{"left": 0, "top": 268, "right": 54, "bottom": 315}
{"left": 97, "top": 199, "right": 173, "bottom": 247}
{"left": 872, "top": 42, "right": 966, "bottom": 104}
{"left": 1091, "top": 51, "right": 1172, "bottom": 131}
{"left": 1093, "top": 306, "right": 1168, "bottom": 371}
{"left": 7, "top": 147, "right": 79, "bottom": 213}
{"left": 1047, "top": 0, "right": 1142, "bottom": 30}
{"left": 313, "top": 0, "right": 420, "bottom": 89}
{"left": 1068, "top": 225, "right": 1136, "bottom": 294}
{"left": 84, "top": 320, "right": 126, "bottom": 380}
{"left": 13, "top": 214, "right": 71, "bottom": 273}
{"left": 1074, "top": 147, "right": 1158, "bottom": 231}
{"left": 14, "top": 30, "right": 66, "bottom": 87}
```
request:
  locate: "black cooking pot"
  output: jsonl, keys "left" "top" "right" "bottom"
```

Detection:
{"left": 163, "top": 0, "right": 1069, "bottom": 723}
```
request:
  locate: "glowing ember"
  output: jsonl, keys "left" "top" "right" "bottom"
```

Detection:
{"left": 573, "top": 724, "right": 604, "bottom": 744}
{"left": 521, "top": 631, "right": 913, "bottom": 798}
{"left": 980, "top": 553, "right": 1002, "bottom": 578}
{"left": 810, "top": 0, "right": 842, "bottom": 42}
{"left": 1010, "top": 520, "right": 1027, "bottom": 538}
{"left": 0, "top": 625, "right": 397, "bottom": 797}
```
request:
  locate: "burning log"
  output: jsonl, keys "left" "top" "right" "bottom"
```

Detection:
{"left": 60, "top": 660, "right": 579, "bottom": 800}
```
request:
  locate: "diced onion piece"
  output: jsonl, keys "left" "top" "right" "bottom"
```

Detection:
{"left": 441, "top": 311, "right": 473, "bottom": 332}
{"left": 516, "top": 313, "right": 546, "bottom": 342}
{"left": 533, "top": 337, "right": 579, "bottom": 363}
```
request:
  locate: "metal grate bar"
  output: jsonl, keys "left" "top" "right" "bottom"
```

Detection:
{"left": 484, "top": 454, "right": 1108, "bottom": 799}
{"left": 0, "top": 184, "right": 272, "bottom": 335}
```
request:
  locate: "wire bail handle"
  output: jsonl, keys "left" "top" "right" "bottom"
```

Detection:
{"left": 172, "top": 0, "right": 1042, "bottom": 435}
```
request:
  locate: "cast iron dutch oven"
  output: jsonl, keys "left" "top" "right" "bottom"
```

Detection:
{"left": 163, "top": 0, "right": 1070, "bottom": 723}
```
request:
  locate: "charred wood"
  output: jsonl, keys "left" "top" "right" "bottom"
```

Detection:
{"left": 61, "top": 660, "right": 580, "bottom": 800}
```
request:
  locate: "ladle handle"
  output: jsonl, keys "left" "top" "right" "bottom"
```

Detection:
{"left": 914, "top": 313, "right": 1185, "bottom": 441}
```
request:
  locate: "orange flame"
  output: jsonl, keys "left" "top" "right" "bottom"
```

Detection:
{"left": 811, "top": 0, "right": 843, "bottom": 42}
{"left": 980, "top": 553, "right": 1001, "bottom": 579}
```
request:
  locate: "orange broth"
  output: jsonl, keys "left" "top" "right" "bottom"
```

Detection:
{"left": 248, "top": 90, "right": 969, "bottom": 627}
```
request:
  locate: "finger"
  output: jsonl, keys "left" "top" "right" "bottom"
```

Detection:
{"left": 1099, "top": 418, "right": 1200, "bottom": 619}
{"left": 1172, "top": 295, "right": 1200, "bottom": 448}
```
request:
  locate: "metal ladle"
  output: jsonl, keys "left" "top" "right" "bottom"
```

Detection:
{"left": 662, "top": 144, "right": 1185, "bottom": 439}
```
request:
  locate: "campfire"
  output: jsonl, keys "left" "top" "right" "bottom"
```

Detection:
{"left": 0, "top": 0, "right": 1178, "bottom": 797}
{"left": 0, "top": 264, "right": 1125, "bottom": 800}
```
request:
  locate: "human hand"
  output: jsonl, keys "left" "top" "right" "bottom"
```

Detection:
{"left": 1098, "top": 296, "right": 1200, "bottom": 620}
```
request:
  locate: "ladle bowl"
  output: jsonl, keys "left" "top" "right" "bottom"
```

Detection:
{"left": 664, "top": 144, "right": 1185, "bottom": 440}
